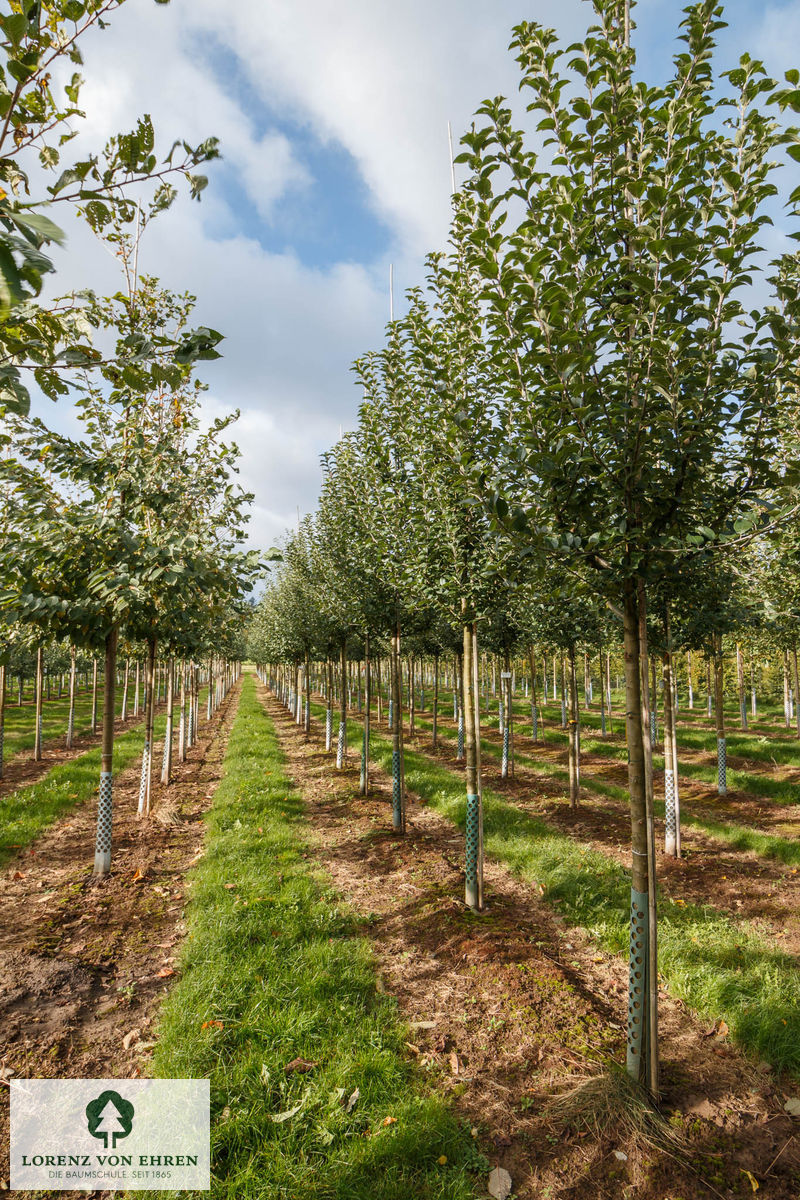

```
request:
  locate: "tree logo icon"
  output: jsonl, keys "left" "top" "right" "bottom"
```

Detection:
{"left": 85, "top": 1090, "right": 135, "bottom": 1149}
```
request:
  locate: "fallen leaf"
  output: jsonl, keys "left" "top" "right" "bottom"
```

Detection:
{"left": 156, "top": 967, "right": 175, "bottom": 979}
{"left": 488, "top": 1166, "right": 513, "bottom": 1200}
{"left": 131, "top": 868, "right": 144, "bottom": 882}
{"left": 224, "top": 883, "right": 236, "bottom": 890}
{"left": 284, "top": 1058, "right": 319, "bottom": 1074}
{"left": 122, "top": 1028, "right": 141, "bottom": 1050}
{"left": 405, "top": 1042, "right": 420, "bottom": 1056}
{"left": 449, "top": 1051, "right": 460, "bottom": 1076}
{"left": 741, "top": 1169, "right": 759, "bottom": 1192}
{"left": 201, "top": 1020, "right": 224, "bottom": 1030}
{"left": 613, "top": 1150, "right": 628, "bottom": 1162}
{"left": 784, "top": 1097, "right": 800, "bottom": 1117}
{"left": 272, "top": 1100, "right": 304, "bottom": 1124}
{"left": 11, "top": 871, "right": 24, "bottom": 881}
{"left": 438, "top": 1155, "right": 448, "bottom": 1165}
{"left": 346, "top": 1087, "right": 359, "bottom": 1113}
{"left": 381, "top": 1116, "right": 397, "bottom": 1128}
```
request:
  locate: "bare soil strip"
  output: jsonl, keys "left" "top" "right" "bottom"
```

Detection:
{"left": 0, "top": 683, "right": 241, "bottom": 1193}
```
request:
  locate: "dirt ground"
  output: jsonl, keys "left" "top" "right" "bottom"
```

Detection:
{"left": 0, "top": 683, "right": 240, "bottom": 1194}
{"left": 265, "top": 687, "right": 800, "bottom": 1200}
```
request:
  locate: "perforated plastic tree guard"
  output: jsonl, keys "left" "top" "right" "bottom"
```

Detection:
{"left": 94, "top": 770, "right": 113, "bottom": 874}
{"left": 465, "top": 793, "right": 480, "bottom": 909}
{"left": 392, "top": 750, "right": 402, "bottom": 830}
{"left": 717, "top": 736, "right": 727, "bottom": 795}
{"left": 626, "top": 886, "right": 649, "bottom": 1077}
{"left": 664, "top": 768, "right": 677, "bottom": 855}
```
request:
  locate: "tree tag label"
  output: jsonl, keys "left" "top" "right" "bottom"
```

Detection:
{"left": 10, "top": 1079, "right": 210, "bottom": 1191}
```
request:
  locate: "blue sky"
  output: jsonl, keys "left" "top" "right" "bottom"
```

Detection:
{"left": 39, "top": 0, "right": 800, "bottom": 551}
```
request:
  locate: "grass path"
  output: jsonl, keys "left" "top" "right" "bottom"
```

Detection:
{"left": 149, "top": 675, "right": 480, "bottom": 1200}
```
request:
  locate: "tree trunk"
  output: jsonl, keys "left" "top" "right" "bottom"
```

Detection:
{"left": 714, "top": 636, "right": 726, "bottom": 795}
{"left": 623, "top": 577, "right": 658, "bottom": 1094}
{"left": 179, "top": 660, "right": 188, "bottom": 762}
{"left": 325, "top": 659, "right": 334, "bottom": 751}
{"left": 34, "top": 645, "right": 44, "bottom": 761}
{"left": 737, "top": 643, "right": 747, "bottom": 731}
{"left": 66, "top": 645, "right": 77, "bottom": 749}
{"left": 121, "top": 658, "right": 130, "bottom": 722}
{"left": 360, "top": 632, "right": 371, "bottom": 795}
{"left": 93, "top": 626, "right": 119, "bottom": 876}
{"left": 599, "top": 651, "right": 607, "bottom": 736}
{"left": 161, "top": 656, "right": 175, "bottom": 784}
{"left": 567, "top": 645, "right": 580, "bottom": 808}
{"left": 408, "top": 655, "right": 416, "bottom": 738}
{"left": 391, "top": 617, "right": 405, "bottom": 832}
{"left": 663, "top": 609, "right": 680, "bottom": 858}
{"left": 529, "top": 644, "right": 541, "bottom": 742}
{"left": 134, "top": 660, "right": 140, "bottom": 718}
{"left": 463, "top": 616, "right": 483, "bottom": 911}
{"left": 137, "top": 639, "right": 157, "bottom": 816}
{"left": 336, "top": 642, "right": 347, "bottom": 768}
{"left": 432, "top": 652, "right": 439, "bottom": 749}
{"left": 0, "top": 663, "right": 5, "bottom": 780}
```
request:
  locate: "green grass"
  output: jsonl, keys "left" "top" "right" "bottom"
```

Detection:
{"left": 1, "top": 685, "right": 123, "bottom": 762}
{"left": 0, "top": 710, "right": 170, "bottom": 868}
{"left": 312, "top": 696, "right": 800, "bottom": 1082}
{"left": 148, "top": 675, "right": 481, "bottom": 1200}
{"left": 414, "top": 710, "right": 800, "bottom": 867}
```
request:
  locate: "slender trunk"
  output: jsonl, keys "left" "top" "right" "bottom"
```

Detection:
{"left": 304, "top": 651, "right": 311, "bottom": 735}
{"left": 34, "top": 645, "right": 44, "bottom": 761}
{"left": 337, "top": 642, "right": 347, "bottom": 769}
{"left": 134, "top": 660, "right": 140, "bottom": 718}
{"left": 66, "top": 646, "right": 77, "bottom": 749}
{"left": 179, "top": 660, "right": 188, "bottom": 762}
{"left": 93, "top": 626, "right": 119, "bottom": 876}
{"left": 408, "top": 655, "right": 415, "bottom": 738}
{"left": 663, "top": 609, "right": 680, "bottom": 858}
{"left": 207, "top": 657, "right": 214, "bottom": 722}
{"left": 737, "top": 643, "right": 747, "bottom": 731}
{"left": 391, "top": 617, "right": 405, "bottom": 832}
{"left": 623, "top": 578, "right": 657, "bottom": 1093}
{"left": 568, "top": 645, "right": 580, "bottom": 808}
{"left": 121, "top": 659, "right": 130, "bottom": 722}
{"left": 560, "top": 655, "right": 567, "bottom": 728}
{"left": 137, "top": 639, "right": 157, "bottom": 816}
{"left": 715, "top": 636, "right": 726, "bottom": 796}
{"left": 793, "top": 646, "right": 800, "bottom": 741}
{"left": 456, "top": 650, "right": 465, "bottom": 760}
{"left": 529, "top": 644, "right": 541, "bottom": 742}
{"left": 0, "top": 663, "right": 5, "bottom": 779}
{"left": 325, "top": 659, "right": 334, "bottom": 752}
{"left": 687, "top": 650, "right": 694, "bottom": 710}
{"left": 376, "top": 656, "right": 383, "bottom": 726}
{"left": 599, "top": 651, "right": 607, "bottom": 736}
{"left": 432, "top": 652, "right": 439, "bottom": 749}
{"left": 463, "top": 615, "right": 483, "bottom": 911}
{"left": 360, "top": 632, "right": 371, "bottom": 795}
{"left": 161, "top": 657, "right": 175, "bottom": 784}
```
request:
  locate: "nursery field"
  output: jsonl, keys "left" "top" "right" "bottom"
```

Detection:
{"left": 2, "top": 668, "right": 800, "bottom": 1199}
